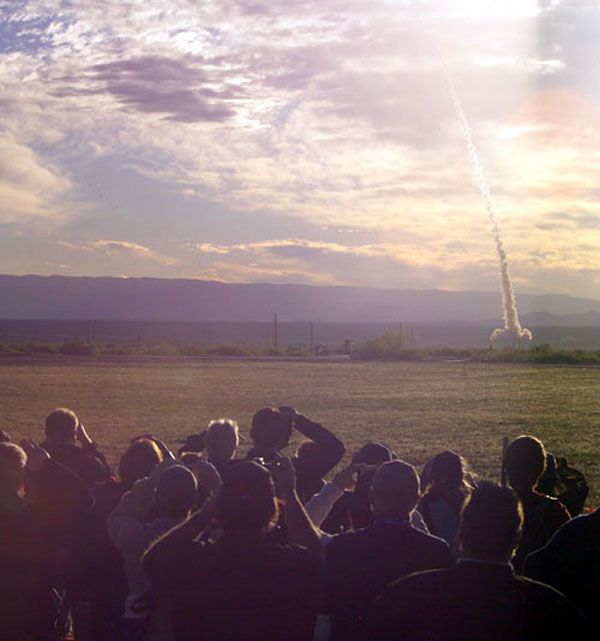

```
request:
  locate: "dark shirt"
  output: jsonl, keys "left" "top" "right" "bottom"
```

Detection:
{"left": 73, "top": 477, "right": 129, "bottom": 615}
{"left": 524, "top": 508, "right": 600, "bottom": 627}
{"left": 513, "top": 491, "right": 571, "bottom": 573}
{"left": 145, "top": 533, "right": 324, "bottom": 641}
{"left": 325, "top": 520, "right": 453, "bottom": 641}
{"left": 42, "top": 441, "right": 112, "bottom": 487}
{"left": 0, "top": 459, "right": 93, "bottom": 640}
{"left": 368, "top": 560, "right": 587, "bottom": 641}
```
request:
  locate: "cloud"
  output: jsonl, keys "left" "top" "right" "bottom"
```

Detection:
{"left": 61, "top": 239, "right": 176, "bottom": 265}
{"left": 195, "top": 242, "right": 232, "bottom": 254}
{"left": 0, "top": 132, "right": 72, "bottom": 222}
{"left": 54, "top": 55, "right": 240, "bottom": 123}
{"left": 2, "top": 1, "right": 600, "bottom": 298}
{"left": 91, "top": 240, "right": 176, "bottom": 265}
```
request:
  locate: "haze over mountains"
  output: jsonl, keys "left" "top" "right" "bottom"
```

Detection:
{"left": 2, "top": 275, "right": 600, "bottom": 326}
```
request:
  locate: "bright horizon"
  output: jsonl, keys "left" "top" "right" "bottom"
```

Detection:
{"left": 2, "top": 1, "right": 600, "bottom": 298}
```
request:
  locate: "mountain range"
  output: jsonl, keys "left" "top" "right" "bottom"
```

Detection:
{"left": 2, "top": 275, "right": 600, "bottom": 325}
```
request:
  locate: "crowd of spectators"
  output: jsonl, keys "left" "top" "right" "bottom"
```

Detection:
{"left": 0, "top": 405, "right": 595, "bottom": 640}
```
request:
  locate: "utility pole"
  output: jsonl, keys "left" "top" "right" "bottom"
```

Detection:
{"left": 273, "top": 313, "right": 278, "bottom": 349}
{"left": 310, "top": 322, "right": 314, "bottom": 355}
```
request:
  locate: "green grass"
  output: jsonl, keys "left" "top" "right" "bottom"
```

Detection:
{"left": 1, "top": 359, "right": 599, "bottom": 505}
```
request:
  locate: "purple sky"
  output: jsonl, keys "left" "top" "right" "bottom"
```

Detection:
{"left": 1, "top": 1, "right": 600, "bottom": 297}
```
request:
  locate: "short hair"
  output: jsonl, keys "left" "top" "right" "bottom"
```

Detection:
{"left": 216, "top": 461, "right": 277, "bottom": 532}
{"left": 155, "top": 465, "right": 198, "bottom": 519}
{"left": 504, "top": 435, "right": 546, "bottom": 491}
{"left": 459, "top": 482, "right": 523, "bottom": 561}
{"left": 205, "top": 419, "right": 239, "bottom": 460}
{"left": 371, "top": 460, "right": 420, "bottom": 516}
{"left": 249, "top": 408, "right": 292, "bottom": 450}
{"left": 431, "top": 450, "right": 464, "bottom": 487}
{"left": 118, "top": 439, "right": 163, "bottom": 488}
{"left": 352, "top": 441, "right": 393, "bottom": 465}
{"left": 0, "top": 442, "right": 27, "bottom": 492}
{"left": 45, "top": 408, "right": 79, "bottom": 441}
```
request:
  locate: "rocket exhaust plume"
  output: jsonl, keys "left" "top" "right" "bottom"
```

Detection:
{"left": 444, "top": 70, "right": 532, "bottom": 344}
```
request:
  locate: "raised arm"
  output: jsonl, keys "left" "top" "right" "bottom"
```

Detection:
{"left": 107, "top": 458, "right": 176, "bottom": 549}
{"left": 76, "top": 422, "right": 113, "bottom": 480}
{"left": 143, "top": 494, "right": 217, "bottom": 593}
{"left": 305, "top": 462, "right": 358, "bottom": 528}
{"left": 272, "top": 456, "right": 323, "bottom": 557}
{"left": 23, "top": 439, "right": 94, "bottom": 517}
{"left": 292, "top": 412, "right": 345, "bottom": 478}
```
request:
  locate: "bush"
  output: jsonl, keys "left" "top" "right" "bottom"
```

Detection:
{"left": 356, "top": 330, "right": 423, "bottom": 361}
{"left": 207, "top": 344, "right": 252, "bottom": 357}
{"left": 60, "top": 340, "right": 96, "bottom": 356}
{"left": 24, "top": 341, "right": 58, "bottom": 355}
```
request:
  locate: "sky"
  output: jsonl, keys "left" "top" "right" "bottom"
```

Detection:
{"left": 1, "top": 0, "right": 600, "bottom": 297}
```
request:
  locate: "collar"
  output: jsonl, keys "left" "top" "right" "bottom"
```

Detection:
{"left": 458, "top": 557, "right": 514, "bottom": 570}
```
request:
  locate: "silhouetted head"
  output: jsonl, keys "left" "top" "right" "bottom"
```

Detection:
{"left": 0, "top": 442, "right": 27, "bottom": 495}
{"left": 352, "top": 441, "right": 393, "bottom": 465}
{"left": 178, "top": 432, "right": 206, "bottom": 456}
{"left": 155, "top": 465, "right": 198, "bottom": 519}
{"left": 504, "top": 435, "right": 546, "bottom": 494}
{"left": 431, "top": 450, "right": 464, "bottom": 488}
{"left": 45, "top": 408, "right": 79, "bottom": 444}
{"left": 118, "top": 439, "right": 163, "bottom": 489}
{"left": 250, "top": 408, "right": 293, "bottom": 453}
{"left": 371, "top": 460, "right": 420, "bottom": 520}
{"left": 217, "top": 461, "right": 278, "bottom": 534}
{"left": 206, "top": 419, "right": 239, "bottom": 461}
{"left": 458, "top": 482, "right": 523, "bottom": 563}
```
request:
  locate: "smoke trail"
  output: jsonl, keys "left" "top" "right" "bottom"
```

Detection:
{"left": 444, "top": 71, "right": 532, "bottom": 343}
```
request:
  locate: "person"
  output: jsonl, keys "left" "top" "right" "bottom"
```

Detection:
{"left": 418, "top": 450, "right": 473, "bottom": 544}
{"left": 368, "top": 482, "right": 587, "bottom": 641}
{"left": 73, "top": 437, "right": 166, "bottom": 641}
{"left": 42, "top": 408, "right": 112, "bottom": 486}
{"left": 144, "top": 459, "right": 324, "bottom": 641}
{"left": 304, "top": 460, "right": 429, "bottom": 542}
{"left": 524, "top": 507, "right": 600, "bottom": 627}
{"left": 503, "top": 435, "right": 570, "bottom": 572}
{"left": 0, "top": 439, "right": 93, "bottom": 641}
{"left": 324, "top": 460, "right": 452, "bottom": 641}
{"left": 320, "top": 441, "right": 395, "bottom": 534}
{"left": 536, "top": 452, "right": 589, "bottom": 516}
{"left": 107, "top": 458, "right": 203, "bottom": 640}
{"left": 247, "top": 406, "right": 345, "bottom": 502}
{"left": 203, "top": 419, "right": 239, "bottom": 476}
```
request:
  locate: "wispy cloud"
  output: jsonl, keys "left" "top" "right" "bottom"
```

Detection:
{"left": 60, "top": 239, "right": 176, "bottom": 265}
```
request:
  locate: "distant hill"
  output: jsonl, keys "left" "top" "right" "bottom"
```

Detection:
{"left": 2, "top": 274, "right": 600, "bottom": 323}
{"left": 520, "top": 310, "right": 600, "bottom": 328}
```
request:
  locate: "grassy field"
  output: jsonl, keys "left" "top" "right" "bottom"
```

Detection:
{"left": 1, "top": 358, "right": 599, "bottom": 505}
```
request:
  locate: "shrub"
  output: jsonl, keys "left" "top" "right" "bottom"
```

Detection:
{"left": 60, "top": 340, "right": 96, "bottom": 356}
